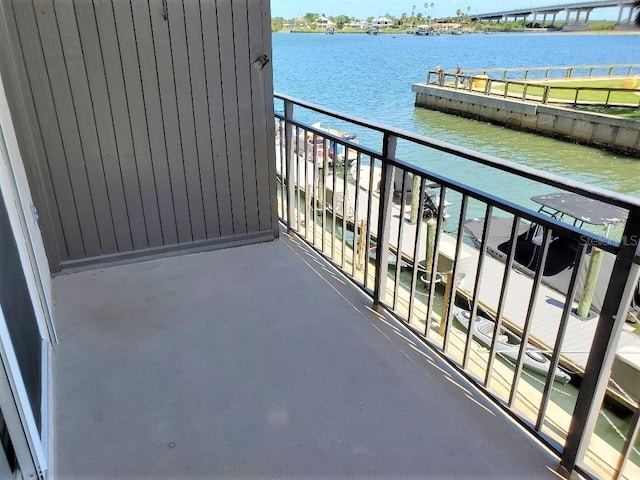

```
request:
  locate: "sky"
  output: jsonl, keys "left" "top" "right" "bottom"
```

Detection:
{"left": 270, "top": 1, "right": 620, "bottom": 20}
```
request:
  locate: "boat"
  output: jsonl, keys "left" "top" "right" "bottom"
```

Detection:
{"left": 348, "top": 164, "right": 451, "bottom": 219}
{"left": 415, "top": 25, "right": 439, "bottom": 36}
{"left": 453, "top": 307, "right": 572, "bottom": 384}
{"left": 296, "top": 122, "right": 358, "bottom": 166}
{"left": 463, "top": 192, "right": 633, "bottom": 316}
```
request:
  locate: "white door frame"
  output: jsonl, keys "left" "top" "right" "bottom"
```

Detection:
{"left": 0, "top": 306, "right": 46, "bottom": 479}
{"left": 0, "top": 71, "right": 56, "bottom": 346}
{"left": 0, "top": 49, "right": 53, "bottom": 480}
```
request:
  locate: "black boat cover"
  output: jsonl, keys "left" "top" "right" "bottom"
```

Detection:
{"left": 532, "top": 193, "right": 628, "bottom": 226}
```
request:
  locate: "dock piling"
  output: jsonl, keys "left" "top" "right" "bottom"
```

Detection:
{"left": 577, "top": 247, "right": 604, "bottom": 318}
{"left": 409, "top": 174, "right": 421, "bottom": 224}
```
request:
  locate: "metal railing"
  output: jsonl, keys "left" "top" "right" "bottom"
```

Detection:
{"left": 274, "top": 93, "right": 640, "bottom": 480}
{"left": 426, "top": 70, "right": 640, "bottom": 108}
{"left": 462, "top": 64, "right": 640, "bottom": 81}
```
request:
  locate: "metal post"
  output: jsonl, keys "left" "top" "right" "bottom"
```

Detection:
{"left": 425, "top": 218, "right": 436, "bottom": 277}
{"left": 284, "top": 100, "right": 295, "bottom": 232}
{"left": 561, "top": 209, "right": 640, "bottom": 473}
{"left": 373, "top": 133, "right": 397, "bottom": 311}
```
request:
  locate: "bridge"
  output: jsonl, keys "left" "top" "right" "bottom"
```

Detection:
{"left": 470, "top": 1, "right": 639, "bottom": 31}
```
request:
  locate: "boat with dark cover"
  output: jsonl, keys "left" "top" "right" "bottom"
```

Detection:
{"left": 464, "top": 192, "right": 632, "bottom": 316}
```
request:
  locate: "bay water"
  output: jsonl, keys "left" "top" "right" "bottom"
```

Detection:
{"left": 273, "top": 32, "right": 640, "bottom": 466}
{"left": 273, "top": 32, "right": 640, "bottom": 219}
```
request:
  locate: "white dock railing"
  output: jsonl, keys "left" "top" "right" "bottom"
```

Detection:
{"left": 274, "top": 93, "right": 640, "bottom": 480}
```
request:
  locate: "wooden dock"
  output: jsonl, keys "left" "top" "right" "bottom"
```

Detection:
{"left": 277, "top": 150, "right": 640, "bottom": 388}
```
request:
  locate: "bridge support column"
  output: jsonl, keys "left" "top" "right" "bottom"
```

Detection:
{"left": 616, "top": 5, "right": 624, "bottom": 25}
{"left": 551, "top": 13, "right": 556, "bottom": 26}
{"left": 565, "top": 9, "right": 571, "bottom": 24}
{"left": 532, "top": 12, "right": 538, "bottom": 26}
{"left": 584, "top": 9, "right": 591, "bottom": 23}
{"left": 627, "top": 5, "right": 634, "bottom": 24}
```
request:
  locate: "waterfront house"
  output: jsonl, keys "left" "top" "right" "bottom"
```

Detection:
{"left": 373, "top": 16, "right": 394, "bottom": 28}
{"left": 348, "top": 19, "right": 369, "bottom": 29}
{"left": 315, "top": 16, "right": 335, "bottom": 28}
{"left": 0, "top": 1, "right": 638, "bottom": 479}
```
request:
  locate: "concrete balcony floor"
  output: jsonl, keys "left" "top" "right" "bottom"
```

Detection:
{"left": 52, "top": 232, "right": 567, "bottom": 479}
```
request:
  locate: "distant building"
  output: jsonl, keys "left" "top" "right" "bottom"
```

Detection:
{"left": 435, "top": 22, "right": 462, "bottom": 32}
{"left": 348, "top": 20, "right": 369, "bottom": 29}
{"left": 373, "top": 16, "right": 393, "bottom": 27}
{"left": 315, "top": 16, "right": 335, "bottom": 28}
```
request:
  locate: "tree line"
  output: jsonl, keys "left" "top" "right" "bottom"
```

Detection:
{"left": 271, "top": 5, "right": 475, "bottom": 32}
{"left": 273, "top": 3, "right": 640, "bottom": 32}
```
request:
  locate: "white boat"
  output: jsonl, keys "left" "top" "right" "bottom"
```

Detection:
{"left": 349, "top": 164, "right": 451, "bottom": 219}
{"left": 296, "top": 122, "right": 359, "bottom": 166}
{"left": 453, "top": 307, "right": 571, "bottom": 384}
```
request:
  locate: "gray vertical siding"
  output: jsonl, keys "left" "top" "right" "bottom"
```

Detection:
{"left": 0, "top": 0, "right": 277, "bottom": 271}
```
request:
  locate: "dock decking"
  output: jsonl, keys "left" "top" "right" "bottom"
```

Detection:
{"left": 278, "top": 150, "right": 640, "bottom": 389}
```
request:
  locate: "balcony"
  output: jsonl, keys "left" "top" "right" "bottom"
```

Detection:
{"left": 26, "top": 91, "right": 639, "bottom": 480}
{"left": 52, "top": 231, "right": 560, "bottom": 478}
{"left": 272, "top": 94, "right": 640, "bottom": 479}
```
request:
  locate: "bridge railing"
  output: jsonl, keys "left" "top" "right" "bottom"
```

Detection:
{"left": 426, "top": 70, "right": 640, "bottom": 108}
{"left": 274, "top": 92, "right": 640, "bottom": 480}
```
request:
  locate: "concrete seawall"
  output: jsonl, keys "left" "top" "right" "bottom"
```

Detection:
{"left": 412, "top": 84, "right": 640, "bottom": 157}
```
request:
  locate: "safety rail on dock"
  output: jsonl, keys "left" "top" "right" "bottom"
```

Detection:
{"left": 274, "top": 92, "right": 640, "bottom": 480}
{"left": 426, "top": 70, "right": 640, "bottom": 108}
{"left": 462, "top": 64, "right": 640, "bottom": 81}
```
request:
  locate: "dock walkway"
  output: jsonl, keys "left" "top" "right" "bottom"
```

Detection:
{"left": 278, "top": 151, "right": 640, "bottom": 379}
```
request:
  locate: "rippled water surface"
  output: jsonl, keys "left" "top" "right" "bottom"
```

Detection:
{"left": 273, "top": 32, "right": 640, "bottom": 207}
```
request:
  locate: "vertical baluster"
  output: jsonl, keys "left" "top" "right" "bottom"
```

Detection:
{"left": 373, "top": 134, "right": 397, "bottom": 311}
{"left": 351, "top": 150, "right": 362, "bottom": 280}
{"left": 536, "top": 242, "right": 588, "bottom": 430}
{"left": 321, "top": 134, "right": 328, "bottom": 255}
{"left": 424, "top": 185, "right": 449, "bottom": 338}
{"left": 443, "top": 194, "right": 468, "bottom": 353}
{"left": 485, "top": 215, "right": 520, "bottom": 388}
{"left": 331, "top": 138, "right": 337, "bottom": 261}
{"left": 508, "top": 227, "right": 552, "bottom": 408}
{"left": 408, "top": 177, "right": 427, "bottom": 327}
{"left": 295, "top": 126, "right": 301, "bottom": 231}
{"left": 462, "top": 205, "right": 493, "bottom": 371}
{"left": 392, "top": 170, "right": 409, "bottom": 312}
{"left": 303, "top": 128, "right": 309, "bottom": 239}
{"left": 364, "top": 157, "right": 377, "bottom": 292}
{"left": 613, "top": 406, "right": 640, "bottom": 480}
{"left": 284, "top": 101, "right": 295, "bottom": 231}
{"left": 312, "top": 134, "right": 318, "bottom": 247}
{"left": 278, "top": 119, "right": 285, "bottom": 221}
{"left": 561, "top": 209, "right": 640, "bottom": 473}
{"left": 341, "top": 142, "right": 348, "bottom": 270}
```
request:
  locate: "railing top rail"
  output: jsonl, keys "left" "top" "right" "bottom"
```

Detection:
{"left": 463, "top": 64, "right": 640, "bottom": 74}
{"left": 277, "top": 112, "right": 633, "bottom": 258}
{"left": 275, "top": 92, "right": 640, "bottom": 212}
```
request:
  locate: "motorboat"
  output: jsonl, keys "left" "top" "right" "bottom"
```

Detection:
{"left": 463, "top": 192, "right": 632, "bottom": 316}
{"left": 296, "top": 122, "right": 358, "bottom": 166}
{"left": 453, "top": 307, "right": 571, "bottom": 384}
{"left": 348, "top": 164, "right": 451, "bottom": 220}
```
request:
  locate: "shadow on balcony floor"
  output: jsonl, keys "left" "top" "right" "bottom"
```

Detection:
{"left": 52, "top": 232, "right": 565, "bottom": 479}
